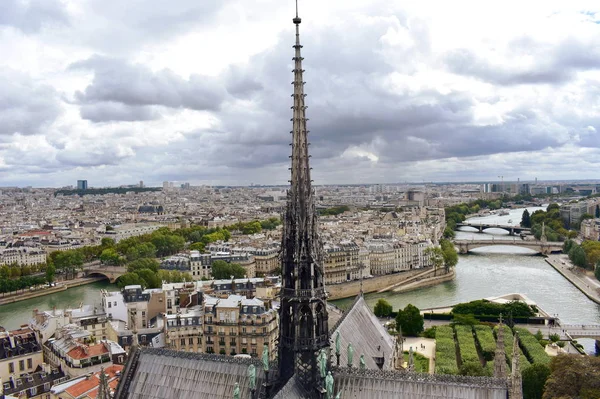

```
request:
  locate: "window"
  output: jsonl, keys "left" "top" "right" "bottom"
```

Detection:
{"left": 9, "top": 362, "right": 14, "bottom": 373}
{"left": 27, "top": 358, "right": 32, "bottom": 368}
{"left": 19, "top": 359, "right": 25, "bottom": 371}
{"left": 114, "top": 301, "right": 117, "bottom": 306}
{"left": 197, "top": 337, "right": 202, "bottom": 344}
{"left": 108, "top": 302, "right": 112, "bottom": 308}
{"left": 181, "top": 339, "right": 186, "bottom": 346}
{"left": 189, "top": 338, "right": 194, "bottom": 344}
{"left": 141, "top": 335, "right": 147, "bottom": 343}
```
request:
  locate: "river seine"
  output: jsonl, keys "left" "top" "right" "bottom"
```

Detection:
{"left": 1, "top": 206, "right": 599, "bottom": 353}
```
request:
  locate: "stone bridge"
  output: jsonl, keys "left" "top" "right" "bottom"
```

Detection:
{"left": 454, "top": 239, "right": 563, "bottom": 255}
{"left": 456, "top": 222, "right": 531, "bottom": 236}
{"left": 85, "top": 266, "right": 128, "bottom": 283}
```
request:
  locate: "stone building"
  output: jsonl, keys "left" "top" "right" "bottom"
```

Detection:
{"left": 323, "top": 241, "right": 362, "bottom": 284}
{"left": 0, "top": 328, "right": 43, "bottom": 383}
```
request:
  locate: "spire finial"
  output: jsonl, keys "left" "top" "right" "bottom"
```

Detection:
{"left": 293, "top": 0, "right": 301, "bottom": 24}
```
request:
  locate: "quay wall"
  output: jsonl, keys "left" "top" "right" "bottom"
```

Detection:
{"left": 327, "top": 267, "right": 455, "bottom": 300}
{"left": 0, "top": 277, "right": 106, "bottom": 306}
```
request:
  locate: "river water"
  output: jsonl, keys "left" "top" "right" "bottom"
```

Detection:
{"left": 333, "top": 206, "right": 600, "bottom": 354}
{"left": 1, "top": 206, "right": 599, "bottom": 353}
{"left": 0, "top": 280, "right": 116, "bottom": 330}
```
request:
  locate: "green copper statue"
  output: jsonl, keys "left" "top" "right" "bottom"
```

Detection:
{"left": 335, "top": 393, "right": 341, "bottom": 399}
{"left": 319, "top": 349, "right": 327, "bottom": 378}
{"left": 248, "top": 364, "right": 256, "bottom": 390}
{"left": 326, "top": 371, "right": 334, "bottom": 399}
{"left": 347, "top": 343, "right": 354, "bottom": 367}
{"left": 233, "top": 382, "right": 240, "bottom": 399}
{"left": 359, "top": 354, "right": 365, "bottom": 370}
{"left": 335, "top": 331, "right": 341, "bottom": 355}
{"left": 262, "top": 345, "right": 269, "bottom": 371}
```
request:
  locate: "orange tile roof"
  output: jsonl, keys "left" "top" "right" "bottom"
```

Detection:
{"left": 65, "top": 365, "right": 124, "bottom": 398}
{"left": 67, "top": 343, "right": 109, "bottom": 360}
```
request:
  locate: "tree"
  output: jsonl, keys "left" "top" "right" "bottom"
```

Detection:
{"left": 595, "top": 261, "right": 600, "bottom": 282}
{"left": 135, "top": 268, "right": 162, "bottom": 288}
{"left": 211, "top": 260, "right": 247, "bottom": 279}
{"left": 522, "top": 363, "right": 550, "bottom": 399}
{"left": 440, "top": 239, "right": 458, "bottom": 273}
{"left": 127, "top": 258, "right": 160, "bottom": 273}
{"left": 189, "top": 242, "right": 206, "bottom": 252}
{"left": 116, "top": 272, "right": 145, "bottom": 288}
{"left": 569, "top": 245, "right": 588, "bottom": 268}
{"left": 101, "top": 237, "right": 115, "bottom": 248}
{"left": 543, "top": 355, "right": 600, "bottom": 399}
{"left": 425, "top": 247, "right": 444, "bottom": 276}
{"left": 596, "top": 204, "right": 600, "bottom": 218}
{"left": 396, "top": 304, "right": 424, "bottom": 336}
{"left": 374, "top": 299, "right": 393, "bottom": 317}
{"left": 100, "top": 248, "right": 121, "bottom": 265}
{"left": 45, "top": 263, "right": 56, "bottom": 283}
{"left": 521, "top": 209, "right": 532, "bottom": 228}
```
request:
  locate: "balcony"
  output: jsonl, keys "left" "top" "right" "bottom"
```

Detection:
{"left": 280, "top": 334, "right": 329, "bottom": 350}
{"left": 280, "top": 287, "right": 326, "bottom": 299}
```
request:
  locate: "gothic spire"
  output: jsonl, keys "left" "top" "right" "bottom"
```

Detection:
{"left": 510, "top": 333, "right": 523, "bottom": 399}
{"left": 494, "top": 315, "right": 507, "bottom": 379}
{"left": 279, "top": 0, "right": 329, "bottom": 394}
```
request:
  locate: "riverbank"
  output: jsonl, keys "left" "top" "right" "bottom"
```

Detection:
{"left": 545, "top": 255, "right": 600, "bottom": 305}
{"left": 0, "top": 276, "right": 107, "bottom": 306}
{"left": 327, "top": 267, "right": 456, "bottom": 300}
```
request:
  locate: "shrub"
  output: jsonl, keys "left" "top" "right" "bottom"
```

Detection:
{"left": 435, "top": 326, "right": 459, "bottom": 375}
{"left": 514, "top": 328, "right": 551, "bottom": 366}
{"left": 455, "top": 325, "right": 480, "bottom": 370}
{"left": 473, "top": 325, "right": 495, "bottom": 361}
{"left": 422, "top": 326, "right": 436, "bottom": 339}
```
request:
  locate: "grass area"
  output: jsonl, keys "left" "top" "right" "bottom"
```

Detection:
{"left": 403, "top": 351, "right": 429, "bottom": 373}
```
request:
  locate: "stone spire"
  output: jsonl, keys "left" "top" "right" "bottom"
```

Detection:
{"left": 494, "top": 315, "right": 507, "bottom": 378}
{"left": 278, "top": 0, "right": 329, "bottom": 393}
{"left": 510, "top": 333, "right": 523, "bottom": 399}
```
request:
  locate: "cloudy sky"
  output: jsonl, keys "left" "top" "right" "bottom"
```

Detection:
{"left": 1, "top": 0, "right": 600, "bottom": 187}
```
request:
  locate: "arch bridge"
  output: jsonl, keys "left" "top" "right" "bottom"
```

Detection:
{"left": 456, "top": 223, "right": 531, "bottom": 236}
{"left": 85, "top": 266, "right": 128, "bottom": 283}
{"left": 454, "top": 239, "right": 563, "bottom": 255}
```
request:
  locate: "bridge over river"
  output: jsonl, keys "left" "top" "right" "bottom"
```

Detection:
{"left": 457, "top": 222, "right": 531, "bottom": 236}
{"left": 84, "top": 265, "right": 128, "bottom": 283}
{"left": 454, "top": 238, "right": 563, "bottom": 255}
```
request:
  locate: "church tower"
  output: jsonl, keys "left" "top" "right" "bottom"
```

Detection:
{"left": 278, "top": 0, "right": 329, "bottom": 393}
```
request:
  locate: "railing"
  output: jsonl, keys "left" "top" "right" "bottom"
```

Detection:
{"left": 281, "top": 287, "right": 326, "bottom": 298}
{"left": 280, "top": 334, "right": 329, "bottom": 349}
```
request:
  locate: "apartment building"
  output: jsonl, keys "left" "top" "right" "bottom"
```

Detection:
{"left": 203, "top": 295, "right": 278, "bottom": 359}
{"left": 0, "top": 247, "right": 46, "bottom": 266}
{"left": 1, "top": 363, "right": 66, "bottom": 399}
{"left": 323, "top": 241, "right": 362, "bottom": 284}
{"left": 0, "top": 328, "right": 43, "bottom": 383}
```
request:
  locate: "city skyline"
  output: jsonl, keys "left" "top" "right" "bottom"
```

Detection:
{"left": 2, "top": 0, "right": 600, "bottom": 187}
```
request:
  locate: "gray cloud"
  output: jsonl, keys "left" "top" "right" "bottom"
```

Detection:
{"left": 445, "top": 32, "right": 600, "bottom": 85}
{"left": 72, "top": 57, "right": 228, "bottom": 117}
{"left": 79, "top": 102, "right": 162, "bottom": 123}
{"left": 0, "top": 71, "right": 62, "bottom": 136}
{"left": 0, "top": 0, "right": 68, "bottom": 33}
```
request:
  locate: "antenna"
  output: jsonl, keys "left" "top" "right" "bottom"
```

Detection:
{"left": 295, "top": 0, "right": 298, "bottom": 18}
